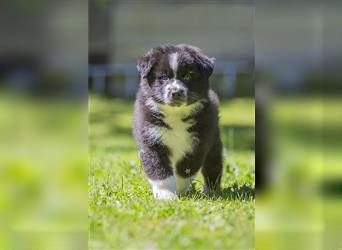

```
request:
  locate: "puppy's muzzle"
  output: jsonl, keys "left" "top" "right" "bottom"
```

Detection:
{"left": 168, "top": 87, "right": 186, "bottom": 106}
{"left": 165, "top": 81, "right": 187, "bottom": 106}
{"left": 170, "top": 88, "right": 185, "bottom": 100}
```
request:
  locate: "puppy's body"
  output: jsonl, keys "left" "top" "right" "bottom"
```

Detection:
{"left": 133, "top": 44, "right": 222, "bottom": 199}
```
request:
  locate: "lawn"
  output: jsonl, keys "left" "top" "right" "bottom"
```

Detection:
{"left": 89, "top": 94, "right": 255, "bottom": 249}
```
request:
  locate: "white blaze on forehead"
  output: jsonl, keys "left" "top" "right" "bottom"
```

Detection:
{"left": 169, "top": 52, "right": 178, "bottom": 77}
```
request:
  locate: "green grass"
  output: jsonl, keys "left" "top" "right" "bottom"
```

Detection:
{"left": 89, "top": 94, "right": 255, "bottom": 249}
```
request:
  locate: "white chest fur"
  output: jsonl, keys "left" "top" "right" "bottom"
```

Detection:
{"left": 150, "top": 101, "right": 203, "bottom": 168}
{"left": 160, "top": 110, "right": 195, "bottom": 167}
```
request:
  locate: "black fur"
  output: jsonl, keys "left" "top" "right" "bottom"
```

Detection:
{"left": 133, "top": 44, "right": 223, "bottom": 192}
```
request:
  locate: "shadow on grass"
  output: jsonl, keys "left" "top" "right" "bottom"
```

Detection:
{"left": 184, "top": 183, "right": 255, "bottom": 201}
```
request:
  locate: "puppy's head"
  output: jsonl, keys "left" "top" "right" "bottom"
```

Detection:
{"left": 137, "top": 44, "right": 215, "bottom": 106}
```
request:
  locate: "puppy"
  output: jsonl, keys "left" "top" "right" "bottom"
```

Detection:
{"left": 133, "top": 44, "right": 223, "bottom": 200}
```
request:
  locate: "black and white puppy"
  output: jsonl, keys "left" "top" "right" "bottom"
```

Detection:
{"left": 133, "top": 44, "right": 223, "bottom": 200}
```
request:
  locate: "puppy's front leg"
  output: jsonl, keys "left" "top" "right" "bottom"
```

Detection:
{"left": 149, "top": 176, "right": 178, "bottom": 200}
{"left": 202, "top": 135, "right": 223, "bottom": 193}
{"left": 140, "top": 147, "right": 177, "bottom": 200}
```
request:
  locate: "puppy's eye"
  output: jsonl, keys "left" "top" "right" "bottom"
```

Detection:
{"left": 183, "top": 72, "right": 193, "bottom": 81}
{"left": 159, "top": 74, "right": 169, "bottom": 81}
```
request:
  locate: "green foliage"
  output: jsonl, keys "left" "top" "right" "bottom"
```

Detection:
{"left": 89, "top": 95, "right": 255, "bottom": 249}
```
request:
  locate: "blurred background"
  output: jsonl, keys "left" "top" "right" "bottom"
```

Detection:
{"left": 255, "top": 1, "right": 342, "bottom": 250}
{"left": 89, "top": 0, "right": 254, "bottom": 99}
{"left": 0, "top": 0, "right": 87, "bottom": 249}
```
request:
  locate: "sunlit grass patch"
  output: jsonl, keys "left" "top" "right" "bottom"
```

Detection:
{"left": 89, "top": 94, "right": 255, "bottom": 249}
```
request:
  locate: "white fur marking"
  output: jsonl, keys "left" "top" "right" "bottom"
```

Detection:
{"left": 149, "top": 176, "right": 178, "bottom": 200}
{"left": 169, "top": 80, "right": 183, "bottom": 91}
{"left": 145, "top": 97, "right": 160, "bottom": 113}
{"left": 164, "top": 80, "right": 186, "bottom": 102}
{"left": 156, "top": 101, "right": 203, "bottom": 167}
{"left": 169, "top": 53, "right": 178, "bottom": 77}
{"left": 145, "top": 123, "right": 162, "bottom": 144}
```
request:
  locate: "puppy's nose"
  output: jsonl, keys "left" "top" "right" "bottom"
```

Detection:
{"left": 170, "top": 88, "right": 185, "bottom": 99}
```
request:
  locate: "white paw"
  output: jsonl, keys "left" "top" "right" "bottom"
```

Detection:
{"left": 149, "top": 176, "right": 178, "bottom": 200}
{"left": 153, "top": 189, "right": 178, "bottom": 200}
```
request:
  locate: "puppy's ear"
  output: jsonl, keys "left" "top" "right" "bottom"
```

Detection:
{"left": 196, "top": 54, "right": 215, "bottom": 78}
{"left": 179, "top": 44, "right": 215, "bottom": 77}
{"left": 137, "top": 54, "right": 155, "bottom": 78}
